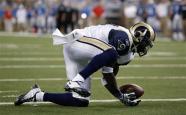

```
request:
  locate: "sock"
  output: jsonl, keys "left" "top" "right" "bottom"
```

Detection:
{"left": 36, "top": 92, "right": 45, "bottom": 101}
{"left": 43, "top": 92, "right": 89, "bottom": 107}
{"left": 72, "top": 74, "right": 85, "bottom": 82}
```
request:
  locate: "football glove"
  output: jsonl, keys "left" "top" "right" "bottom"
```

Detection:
{"left": 119, "top": 92, "right": 141, "bottom": 106}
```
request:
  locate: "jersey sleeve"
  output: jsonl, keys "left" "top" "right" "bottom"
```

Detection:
{"left": 117, "top": 52, "right": 135, "bottom": 65}
{"left": 102, "top": 66, "right": 114, "bottom": 73}
{"left": 108, "top": 29, "right": 131, "bottom": 56}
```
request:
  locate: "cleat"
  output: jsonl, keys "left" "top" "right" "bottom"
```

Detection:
{"left": 65, "top": 81, "right": 91, "bottom": 97}
{"left": 14, "top": 84, "right": 41, "bottom": 106}
{"left": 65, "top": 81, "right": 81, "bottom": 89}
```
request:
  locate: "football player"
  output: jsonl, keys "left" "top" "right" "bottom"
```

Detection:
{"left": 15, "top": 22, "right": 155, "bottom": 107}
{"left": 169, "top": 0, "right": 184, "bottom": 41}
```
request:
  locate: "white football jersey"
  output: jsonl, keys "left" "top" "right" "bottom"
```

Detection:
{"left": 77, "top": 24, "right": 134, "bottom": 65}
{"left": 52, "top": 25, "right": 135, "bottom": 92}
{"left": 77, "top": 24, "right": 119, "bottom": 43}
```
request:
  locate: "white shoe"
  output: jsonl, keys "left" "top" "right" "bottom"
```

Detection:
{"left": 65, "top": 81, "right": 90, "bottom": 97}
{"left": 65, "top": 81, "right": 81, "bottom": 89}
{"left": 14, "top": 84, "right": 41, "bottom": 106}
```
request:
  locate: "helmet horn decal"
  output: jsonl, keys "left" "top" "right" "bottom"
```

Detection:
{"left": 129, "top": 22, "right": 155, "bottom": 42}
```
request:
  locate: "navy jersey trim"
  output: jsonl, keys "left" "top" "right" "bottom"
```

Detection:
{"left": 77, "top": 36, "right": 112, "bottom": 51}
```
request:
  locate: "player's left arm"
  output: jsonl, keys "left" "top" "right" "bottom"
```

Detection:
{"left": 113, "top": 63, "right": 120, "bottom": 76}
{"left": 102, "top": 64, "right": 140, "bottom": 106}
{"left": 101, "top": 63, "right": 121, "bottom": 98}
{"left": 102, "top": 73, "right": 121, "bottom": 98}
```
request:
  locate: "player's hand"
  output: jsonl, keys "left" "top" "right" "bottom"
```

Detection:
{"left": 118, "top": 92, "right": 141, "bottom": 106}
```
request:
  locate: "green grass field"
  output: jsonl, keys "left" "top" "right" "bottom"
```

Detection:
{"left": 0, "top": 34, "right": 186, "bottom": 115}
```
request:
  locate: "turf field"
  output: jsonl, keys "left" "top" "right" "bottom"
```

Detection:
{"left": 0, "top": 34, "right": 186, "bottom": 115}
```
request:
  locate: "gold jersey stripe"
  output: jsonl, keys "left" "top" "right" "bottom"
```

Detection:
{"left": 77, "top": 37, "right": 112, "bottom": 51}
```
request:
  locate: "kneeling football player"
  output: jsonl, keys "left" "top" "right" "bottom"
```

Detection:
{"left": 15, "top": 22, "right": 155, "bottom": 107}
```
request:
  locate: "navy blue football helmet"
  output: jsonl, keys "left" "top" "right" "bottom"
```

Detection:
{"left": 129, "top": 22, "right": 156, "bottom": 56}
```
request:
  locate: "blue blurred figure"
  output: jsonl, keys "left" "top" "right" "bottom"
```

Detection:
{"left": 170, "top": 0, "right": 184, "bottom": 41}
{"left": 35, "top": 0, "right": 47, "bottom": 33}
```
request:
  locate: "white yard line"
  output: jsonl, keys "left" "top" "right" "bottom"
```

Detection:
{"left": 0, "top": 78, "right": 66, "bottom": 82}
{"left": 0, "top": 44, "right": 41, "bottom": 49}
{"left": 0, "top": 52, "right": 59, "bottom": 55}
{"left": 0, "top": 51, "right": 178, "bottom": 56}
{"left": 90, "top": 98, "right": 186, "bottom": 102}
{"left": 135, "top": 57, "right": 186, "bottom": 60}
{"left": 0, "top": 64, "right": 186, "bottom": 69}
{"left": 0, "top": 98, "right": 186, "bottom": 105}
{"left": 0, "top": 57, "right": 186, "bottom": 61}
{"left": 2, "top": 95, "right": 18, "bottom": 98}
{"left": 122, "top": 64, "right": 186, "bottom": 68}
{"left": 0, "top": 76, "right": 186, "bottom": 82}
{"left": 0, "top": 31, "right": 50, "bottom": 38}
{"left": 0, "top": 65, "right": 65, "bottom": 69}
{"left": 0, "top": 90, "right": 18, "bottom": 93}
{"left": 147, "top": 52, "right": 177, "bottom": 56}
{"left": 0, "top": 57, "right": 63, "bottom": 61}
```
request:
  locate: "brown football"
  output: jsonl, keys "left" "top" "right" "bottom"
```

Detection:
{"left": 119, "top": 84, "right": 144, "bottom": 98}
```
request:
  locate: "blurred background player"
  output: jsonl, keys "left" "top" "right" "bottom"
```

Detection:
{"left": 123, "top": 0, "right": 137, "bottom": 29}
{"left": 15, "top": 22, "right": 155, "bottom": 107}
{"left": 91, "top": 0, "right": 105, "bottom": 25}
{"left": 56, "top": 1, "right": 66, "bottom": 33}
{"left": 46, "top": 1, "right": 57, "bottom": 33}
{"left": 135, "top": 0, "right": 158, "bottom": 34}
{"left": 104, "top": 0, "right": 123, "bottom": 25}
{"left": 3, "top": 5, "right": 13, "bottom": 32}
{"left": 156, "top": 0, "right": 171, "bottom": 38}
{"left": 169, "top": 0, "right": 184, "bottom": 41}
{"left": 181, "top": 0, "right": 186, "bottom": 40}
{"left": 16, "top": 4, "right": 27, "bottom": 32}
{"left": 35, "top": 0, "right": 47, "bottom": 34}
{"left": 56, "top": 0, "right": 79, "bottom": 34}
